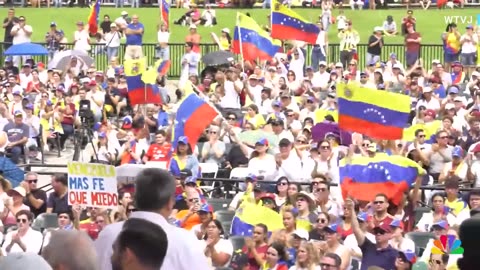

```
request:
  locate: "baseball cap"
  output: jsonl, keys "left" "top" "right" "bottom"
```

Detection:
{"left": 110, "top": 22, "right": 117, "bottom": 28}
{"left": 230, "top": 250, "right": 249, "bottom": 270}
{"left": 93, "top": 122, "right": 103, "bottom": 131}
{"left": 184, "top": 176, "right": 197, "bottom": 186}
{"left": 88, "top": 80, "right": 97, "bottom": 86}
{"left": 121, "top": 11, "right": 128, "bottom": 15}
{"left": 189, "top": 24, "right": 197, "bottom": 29}
{"left": 249, "top": 74, "right": 258, "bottom": 80}
{"left": 373, "top": 221, "right": 392, "bottom": 233}
{"left": 431, "top": 220, "right": 449, "bottom": 230}
{"left": 272, "top": 100, "right": 281, "bottom": 107}
{"left": 177, "top": 136, "right": 189, "bottom": 144}
{"left": 319, "top": 61, "right": 327, "bottom": 66}
{"left": 76, "top": 21, "right": 84, "bottom": 26}
{"left": 445, "top": 103, "right": 455, "bottom": 110}
{"left": 390, "top": 219, "right": 404, "bottom": 229}
{"left": 14, "top": 110, "right": 23, "bottom": 117}
{"left": 452, "top": 146, "right": 464, "bottom": 158}
{"left": 46, "top": 100, "right": 53, "bottom": 106}
{"left": 259, "top": 192, "right": 276, "bottom": 201}
{"left": 393, "top": 63, "right": 402, "bottom": 69}
{"left": 255, "top": 138, "right": 269, "bottom": 147}
{"left": 399, "top": 250, "right": 417, "bottom": 264}
{"left": 12, "top": 90, "right": 22, "bottom": 96}
{"left": 25, "top": 103, "right": 34, "bottom": 110}
{"left": 50, "top": 21, "right": 57, "bottom": 27}
{"left": 306, "top": 66, "right": 314, "bottom": 71}
{"left": 425, "top": 109, "right": 436, "bottom": 118}
{"left": 390, "top": 52, "right": 397, "bottom": 59}
{"left": 198, "top": 204, "right": 212, "bottom": 213}
{"left": 122, "top": 116, "right": 133, "bottom": 129}
{"left": 292, "top": 229, "right": 309, "bottom": 240}
{"left": 335, "top": 62, "right": 343, "bottom": 68}
{"left": 323, "top": 223, "right": 339, "bottom": 234}
{"left": 448, "top": 85, "right": 459, "bottom": 94}
{"left": 245, "top": 173, "right": 258, "bottom": 182}
{"left": 0, "top": 252, "right": 52, "bottom": 270}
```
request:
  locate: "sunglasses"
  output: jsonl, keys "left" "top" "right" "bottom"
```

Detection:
{"left": 277, "top": 182, "right": 288, "bottom": 186}
{"left": 27, "top": 179, "right": 38, "bottom": 184}
{"left": 17, "top": 218, "right": 27, "bottom": 223}
{"left": 374, "top": 201, "right": 385, "bottom": 204}
{"left": 418, "top": 135, "right": 426, "bottom": 138}
{"left": 188, "top": 198, "right": 200, "bottom": 203}
{"left": 227, "top": 117, "right": 236, "bottom": 120}
{"left": 349, "top": 63, "right": 356, "bottom": 66}
{"left": 317, "top": 218, "right": 326, "bottom": 223}
{"left": 320, "top": 145, "right": 330, "bottom": 150}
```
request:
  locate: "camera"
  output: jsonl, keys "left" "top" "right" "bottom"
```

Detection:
{"left": 78, "top": 99, "right": 94, "bottom": 126}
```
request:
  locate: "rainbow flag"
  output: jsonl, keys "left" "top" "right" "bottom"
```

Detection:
{"left": 87, "top": 0, "right": 101, "bottom": 35}
{"left": 171, "top": 93, "right": 218, "bottom": 150}
{"left": 271, "top": 0, "right": 320, "bottom": 44}
{"left": 337, "top": 82, "right": 411, "bottom": 140}
{"left": 340, "top": 153, "right": 424, "bottom": 205}
{"left": 161, "top": 0, "right": 169, "bottom": 27}
{"left": 232, "top": 13, "right": 282, "bottom": 62}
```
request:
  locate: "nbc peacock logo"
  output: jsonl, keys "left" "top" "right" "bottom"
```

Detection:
{"left": 431, "top": 235, "right": 464, "bottom": 255}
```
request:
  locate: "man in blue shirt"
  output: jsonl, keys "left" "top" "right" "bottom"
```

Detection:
{"left": 125, "top": 14, "right": 144, "bottom": 60}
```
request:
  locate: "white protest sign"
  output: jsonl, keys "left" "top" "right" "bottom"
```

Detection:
{"left": 67, "top": 162, "right": 118, "bottom": 209}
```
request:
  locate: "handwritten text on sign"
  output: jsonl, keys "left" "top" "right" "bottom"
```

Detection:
{"left": 67, "top": 162, "right": 118, "bottom": 208}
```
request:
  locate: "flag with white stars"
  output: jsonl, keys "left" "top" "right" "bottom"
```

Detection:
{"left": 336, "top": 82, "right": 411, "bottom": 140}
{"left": 232, "top": 13, "right": 282, "bottom": 61}
{"left": 339, "top": 153, "right": 425, "bottom": 204}
{"left": 270, "top": 0, "right": 320, "bottom": 44}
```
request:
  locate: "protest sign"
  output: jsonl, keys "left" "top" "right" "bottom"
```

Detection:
{"left": 67, "top": 162, "right": 118, "bottom": 208}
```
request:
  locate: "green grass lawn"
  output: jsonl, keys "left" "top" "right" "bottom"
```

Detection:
{"left": 2, "top": 7, "right": 480, "bottom": 45}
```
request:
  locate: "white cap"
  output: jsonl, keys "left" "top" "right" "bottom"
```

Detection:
{"left": 110, "top": 23, "right": 117, "bottom": 28}
{"left": 335, "top": 62, "right": 343, "bottom": 68}
{"left": 189, "top": 24, "right": 197, "bottom": 29}
{"left": 292, "top": 229, "right": 310, "bottom": 240}
{"left": 374, "top": 26, "right": 383, "bottom": 32}
{"left": 423, "top": 87, "right": 433, "bottom": 93}
{"left": 445, "top": 103, "right": 455, "bottom": 110}
{"left": 393, "top": 63, "right": 402, "bottom": 69}
{"left": 221, "top": 28, "right": 230, "bottom": 34}
{"left": 319, "top": 61, "right": 327, "bottom": 66}
{"left": 7, "top": 186, "right": 26, "bottom": 197}
{"left": 121, "top": 11, "right": 128, "bottom": 16}
{"left": 0, "top": 253, "right": 52, "bottom": 270}
{"left": 454, "top": 96, "right": 464, "bottom": 103}
{"left": 432, "top": 59, "right": 441, "bottom": 64}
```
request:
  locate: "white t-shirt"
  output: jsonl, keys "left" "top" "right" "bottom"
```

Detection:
{"left": 248, "top": 155, "right": 277, "bottom": 181}
{"left": 157, "top": 31, "right": 170, "bottom": 44}
{"left": 201, "top": 238, "right": 234, "bottom": 268}
{"left": 220, "top": 80, "right": 241, "bottom": 109}
{"left": 389, "top": 237, "right": 415, "bottom": 252}
{"left": 1, "top": 228, "right": 44, "bottom": 255}
{"left": 460, "top": 34, "right": 478, "bottom": 54}
{"left": 74, "top": 30, "right": 91, "bottom": 52}
{"left": 11, "top": 24, "right": 32, "bottom": 44}
{"left": 104, "top": 31, "right": 122, "bottom": 48}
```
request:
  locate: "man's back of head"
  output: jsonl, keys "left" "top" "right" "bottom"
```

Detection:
{"left": 134, "top": 168, "right": 176, "bottom": 214}
{"left": 42, "top": 230, "right": 99, "bottom": 270}
{"left": 111, "top": 218, "right": 169, "bottom": 270}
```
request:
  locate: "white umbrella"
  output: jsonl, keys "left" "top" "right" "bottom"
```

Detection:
{"left": 47, "top": 50, "right": 93, "bottom": 70}
{"left": 115, "top": 163, "right": 168, "bottom": 184}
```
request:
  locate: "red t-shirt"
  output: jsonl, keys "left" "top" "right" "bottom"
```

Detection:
{"left": 242, "top": 244, "right": 268, "bottom": 270}
{"left": 145, "top": 143, "right": 171, "bottom": 162}
{"left": 405, "top": 32, "right": 421, "bottom": 53}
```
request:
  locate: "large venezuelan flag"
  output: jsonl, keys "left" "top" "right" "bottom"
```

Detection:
{"left": 232, "top": 13, "right": 282, "bottom": 62}
{"left": 126, "top": 75, "right": 162, "bottom": 105}
{"left": 337, "top": 83, "right": 410, "bottom": 140}
{"left": 231, "top": 185, "right": 284, "bottom": 236}
{"left": 271, "top": 0, "right": 320, "bottom": 44}
{"left": 171, "top": 93, "right": 218, "bottom": 150}
{"left": 340, "top": 153, "right": 424, "bottom": 205}
{"left": 87, "top": 0, "right": 101, "bottom": 35}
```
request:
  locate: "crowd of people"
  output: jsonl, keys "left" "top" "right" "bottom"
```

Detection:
{"left": 0, "top": 2, "right": 480, "bottom": 270}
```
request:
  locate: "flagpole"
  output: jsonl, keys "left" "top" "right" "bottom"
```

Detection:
{"left": 236, "top": 13, "right": 245, "bottom": 73}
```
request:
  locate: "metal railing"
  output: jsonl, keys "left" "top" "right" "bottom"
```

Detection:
{"left": 1, "top": 42, "right": 444, "bottom": 77}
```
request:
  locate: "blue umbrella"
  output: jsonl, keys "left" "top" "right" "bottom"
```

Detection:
{"left": 4, "top": 43, "right": 48, "bottom": 56}
{"left": 0, "top": 157, "right": 25, "bottom": 187}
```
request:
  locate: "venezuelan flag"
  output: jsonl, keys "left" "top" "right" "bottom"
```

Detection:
{"left": 87, "top": 0, "right": 101, "bottom": 35}
{"left": 171, "top": 93, "right": 218, "bottom": 150}
{"left": 232, "top": 13, "right": 282, "bottom": 62}
{"left": 271, "top": 0, "right": 320, "bottom": 44}
{"left": 231, "top": 185, "right": 284, "bottom": 236}
{"left": 402, "top": 120, "right": 442, "bottom": 142}
{"left": 337, "top": 83, "right": 410, "bottom": 140}
{"left": 156, "top": 59, "right": 171, "bottom": 76}
{"left": 126, "top": 75, "right": 162, "bottom": 105}
{"left": 451, "top": 72, "right": 466, "bottom": 85}
{"left": 340, "top": 153, "right": 424, "bottom": 205}
{"left": 443, "top": 32, "right": 460, "bottom": 55}
{"left": 161, "top": 0, "right": 169, "bottom": 27}
{"left": 124, "top": 58, "right": 146, "bottom": 77}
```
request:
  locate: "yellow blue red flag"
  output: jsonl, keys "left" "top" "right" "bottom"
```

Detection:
{"left": 340, "top": 153, "right": 424, "bottom": 205}
{"left": 337, "top": 82, "right": 411, "bottom": 140}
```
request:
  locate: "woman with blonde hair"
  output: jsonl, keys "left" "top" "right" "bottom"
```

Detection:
{"left": 289, "top": 241, "right": 320, "bottom": 270}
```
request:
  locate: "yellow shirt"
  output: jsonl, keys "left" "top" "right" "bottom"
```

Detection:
{"left": 444, "top": 197, "right": 468, "bottom": 216}
{"left": 244, "top": 114, "right": 266, "bottom": 129}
